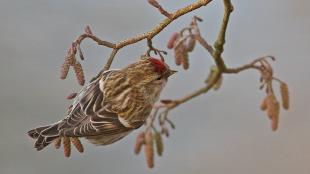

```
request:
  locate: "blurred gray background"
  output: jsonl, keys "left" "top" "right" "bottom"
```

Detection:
{"left": 1, "top": 0, "right": 309, "bottom": 174}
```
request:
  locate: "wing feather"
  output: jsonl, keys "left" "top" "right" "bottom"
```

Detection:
{"left": 58, "top": 70, "right": 134, "bottom": 144}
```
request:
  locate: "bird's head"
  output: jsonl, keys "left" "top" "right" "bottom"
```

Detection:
{"left": 124, "top": 56, "right": 176, "bottom": 91}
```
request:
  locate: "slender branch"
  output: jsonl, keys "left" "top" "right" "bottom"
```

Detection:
{"left": 105, "top": 0, "right": 213, "bottom": 69}
{"left": 224, "top": 63, "right": 261, "bottom": 73}
{"left": 195, "top": 33, "right": 214, "bottom": 55}
{"left": 75, "top": 34, "right": 115, "bottom": 49}
{"left": 224, "top": 55, "right": 275, "bottom": 73}
{"left": 103, "top": 49, "right": 119, "bottom": 71}
{"left": 148, "top": 0, "right": 172, "bottom": 18}
{"left": 114, "top": 0, "right": 213, "bottom": 49}
{"left": 168, "top": 72, "right": 221, "bottom": 110}
{"left": 213, "top": 0, "right": 234, "bottom": 60}
{"left": 148, "top": 72, "right": 222, "bottom": 134}
{"left": 195, "top": 33, "right": 226, "bottom": 70}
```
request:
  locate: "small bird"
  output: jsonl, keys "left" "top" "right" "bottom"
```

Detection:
{"left": 28, "top": 56, "right": 176, "bottom": 151}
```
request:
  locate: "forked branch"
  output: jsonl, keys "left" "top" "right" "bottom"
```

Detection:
{"left": 144, "top": 1, "right": 289, "bottom": 152}
{"left": 60, "top": 0, "right": 213, "bottom": 80}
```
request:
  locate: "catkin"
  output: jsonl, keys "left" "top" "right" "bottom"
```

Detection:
{"left": 271, "top": 101, "right": 280, "bottom": 131}
{"left": 71, "top": 137, "right": 84, "bottom": 153}
{"left": 54, "top": 138, "right": 61, "bottom": 149}
{"left": 174, "top": 40, "right": 190, "bottom": 70}
{"left": 60, "top": 59, "right": 70, "bottom": 79}
{"left": 260, "top": 96, "right": 268, "bottom": 111}
{"left": 266, "top": 94, "right": 280, "bottom": 131}
{"left": 182, "top": 52, "right": 189, "bottom": 70}
{"left": 66, "top": 92, "right": 77, "bottom": 100}
{"left": 63, "top": 137, "right": 71, "bottom": 157}
{"left": 271, "top": 115, "right": 279, "bottom": 131}
{"left": 167, "top": 32, "right": 179, "bottom": 49}
{"left": 154, "top": 132, "right": 164, "bottom": 156}
{"left": 61, "top": 51, "right": 76, "bottom": 80}
{"left": 73, "top": 61, "right": 85, "bottom": 86}
{"left": 266, "top": 94, "right": 275, "bottom": 119}
{"left": 144, "top": 132, "right": 154, "bottom": 168}
{"left": 174, "top": 43, "right": 185, "bottom": 66}
{"left": 185, "top": 35, "right": 196, "bottom": 52}
{"left": 134, "top": 132, "right": 145, "bottom": 155}
{"left": 280, "top": 82, "right": 289, "bottom": 110}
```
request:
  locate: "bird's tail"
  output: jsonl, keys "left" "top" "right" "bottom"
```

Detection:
{"left": 27, "top": 122, "right": 61, "bottom": 151}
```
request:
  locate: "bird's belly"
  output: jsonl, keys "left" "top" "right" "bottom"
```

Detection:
{"left": 85, "top": 131, "right": 132, "bottom": 146}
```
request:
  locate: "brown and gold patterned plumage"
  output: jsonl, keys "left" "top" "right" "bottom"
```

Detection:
{"left": 28, "top": 57, "right": 176, "bottom": 150}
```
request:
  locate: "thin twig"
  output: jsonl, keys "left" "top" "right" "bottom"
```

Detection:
{"left": 178, "top": 72, "right": 221, "bottom": 105}
{"left": 148, "top": 0, "right": 172, "bottom": 18}
{"left": 113, "top": 0, "right": 213, "bottom": 50}
{"left": 75, "top": 34, "right": 115, "bottom": 49}
{"left": 103, "top": 49, "right": 119, "bottom": 71}
{"left": 65, "top": 0, "right": 213, "bottom": 75}
{"left": 162, "top": 72, "right": 221, "bottom": 112}
{"left": 146, "top": 39, "right": 167, "bottom": 61}
{"left": 213, "top": 0, "right": 234, "bottom": 60}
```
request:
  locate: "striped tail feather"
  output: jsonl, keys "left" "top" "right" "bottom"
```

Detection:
{"left": 28, "top": 125, "right": 50, "bottom": 139}
{"left": 27, "top": 123, "right": 61, "bottom": 151}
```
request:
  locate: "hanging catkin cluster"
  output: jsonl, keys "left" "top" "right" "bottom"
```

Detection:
{"left": 167, "top": 27, "right": 196, "bottom": 70}
{"left": 60, "top": 26, "right": 93, "bottom": 86}
{"left": 134, "top": 130, "right": 164, "bottom": 168}
{"left": 52, "top": 137, "right": 84, "bottom": 157}
{"left": 60, "top": 43, "right": 85, "bottom": 86}
{"left": 257, "top": 56, "right": 290, "bottom": 131}
{"left": 133, "top": 105, "right": 176, "bottom": 168}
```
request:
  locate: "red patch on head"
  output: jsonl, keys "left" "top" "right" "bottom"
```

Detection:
{"left": 149, "top": 57, "right": 167, "bottom": 74}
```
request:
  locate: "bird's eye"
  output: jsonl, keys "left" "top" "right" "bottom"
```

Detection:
{"left": 156, "top": 76, "right": 162, "bottom": 81}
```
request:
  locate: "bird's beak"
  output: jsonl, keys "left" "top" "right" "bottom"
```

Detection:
{"left": 169, "top": 70, "right": 177, "bottom": 76}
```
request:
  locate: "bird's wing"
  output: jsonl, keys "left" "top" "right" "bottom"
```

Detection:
{"left": 58, "top": 69, "right": 133, "bottom": 138}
